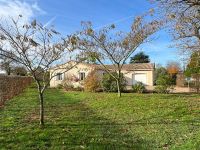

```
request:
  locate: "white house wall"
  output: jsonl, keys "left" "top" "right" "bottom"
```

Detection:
{"left": 50, "top": 63, "right": 154, "bottom": 89}
{"left": 121, "top": 70, "right": 154, "bottom": 90}
{"left": 50, "top": 63, "right": 94, "bottom": 87}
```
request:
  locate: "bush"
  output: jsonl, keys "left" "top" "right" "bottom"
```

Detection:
{"left": 132, "top": 82, "right": 146, "bottom": 93}
{"left": 63, "top": 82, "right": 74, "bottom": 91}
{"left": 84, "top": 70, "right": 100, "bottom": 92}
{"left": 57, "top": 84, "right": 63, "bottom": 89}
{"left": 155, "top": 75, "right": 174, "bottom": 93}
{"left": 71, "top": 86, "right": 83, "bottom": 91}
{"left": 154, "top": 66, "right": 168, "bottom": 85}
{"left": 102, "top": 73, "right": 127, "bottom": 92}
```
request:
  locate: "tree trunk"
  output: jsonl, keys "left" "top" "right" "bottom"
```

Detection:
{"left": 7, "top": 67, "right": 11, "bottom": 75}
{"left": 34, "top": 77, "right": 45, "bottom": 127}
{"left": 117, "top": 67, "right": 122, "bottom": 97}
{"left": 196, "top": 76, "right": 200, "bottom": 93}
{"left": 116, "top": 79, "right": 121, "bottom": 97}
{"left": 39, "top": 92, "right": 44, "bottom": 126}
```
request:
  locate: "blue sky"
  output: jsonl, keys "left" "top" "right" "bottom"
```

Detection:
{"left": 0, "top": 0, "right": 180, "bottom": 66}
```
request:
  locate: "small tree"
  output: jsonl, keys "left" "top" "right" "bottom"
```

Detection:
{"left": 102, "top": 73, "right": 127, "bottom": 92}
{"left": 167, "top": 61, "right": 180, "bottom": 75}
{"left": 0, "top": 16, "right": 80, "bottom": 126}
{"left": 155, "top": 74, "right": 174, "bottom": 93}
{"left": 166, "top": 61, "right": 181, "bottom": 85}
{"left": 76, "top": 13, "right": 161, "bottom": 97}
{"left": 130, "top": 52, "right": 150, "bottom": 63}
{"left": 84, "top": 70, "right": 100, "bottom": 92}
{"left": 154, "top": 64, "right": 168, "bottom": 84}
{"left": 132, "top": 82, "right": 146, "bottom": 93}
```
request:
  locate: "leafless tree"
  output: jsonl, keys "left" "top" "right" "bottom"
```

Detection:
{"left": 0, "top": 16, "right": 81, "bottom": 126}
{"left": 155, "top": 0, "right": 200, "bottom": 90}
{"left": 155, "top": 0, "right": 200, "bottom": 53}
{"left": 76, "top": 13, "right": 161, "bottom": 97}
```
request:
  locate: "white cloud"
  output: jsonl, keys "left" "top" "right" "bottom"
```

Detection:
{"left": 136, "top": 41, "right": 176, "bottom": 53}
{"left": 0, "top": 0, "right": 45, "bottom": 23}
{"left": 32, "top": 2, "right": 45, "bottom": 14}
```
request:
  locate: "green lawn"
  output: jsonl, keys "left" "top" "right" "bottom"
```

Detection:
{"left": 0, "top": 88, "right": 200, "bottom": 150}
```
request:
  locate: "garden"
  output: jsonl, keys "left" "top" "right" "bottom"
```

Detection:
{"left": 0, "top": 86, "right": 200, "bottom": 149}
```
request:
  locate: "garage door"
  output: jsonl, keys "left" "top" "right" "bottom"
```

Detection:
{"left": 133, "top": 73, "right": 147, "bottom": 85}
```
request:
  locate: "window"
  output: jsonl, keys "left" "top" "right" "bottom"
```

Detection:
{"left": 79, "top": 72, "right": 85, "bottom": 81}
{"left": 56, "top": 73, "right": 63, "bottom": 80}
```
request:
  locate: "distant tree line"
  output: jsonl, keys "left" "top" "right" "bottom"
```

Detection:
{"left": 0, "top": 56, "right": 27, "bottom": 76}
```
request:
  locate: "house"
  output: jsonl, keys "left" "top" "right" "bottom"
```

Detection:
{"left": 49, "top": 61, "right": 155, "bottom": 90}
{"left": 0, "top": 70, "right": 6, "bottom": 75}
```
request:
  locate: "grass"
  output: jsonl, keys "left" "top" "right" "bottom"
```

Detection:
{"left": 0, "top": 87, "right": 200, "bottom": 150}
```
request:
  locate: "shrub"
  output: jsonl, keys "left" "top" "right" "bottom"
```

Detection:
{"left": 74, "top": 86, "right": 84, "bottom": 91}
{"left": 63, "top": 82, "right": 74, "bottom": 91}
{"left": 154, "top": 66, "right": 168, "bottom": 85}
{"left": 58, "top": 74, "right": 84, "bottom": 91}
{"left": 155, "top": 75, "right": 174, "bottom": 93}
{"left": 84, "top": 70, "right": 100, "bottom": 92}
{"left": 102, "top": 72, "right": 127, "bottom": 92}
{"left": 57, "top": 84, "right": 63, "bottom": 89}
{"left": 132, "top": 82, "right": 146, "bottom": 93}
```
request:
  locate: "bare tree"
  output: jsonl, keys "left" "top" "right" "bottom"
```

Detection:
{"left": 155, "top": 0, "right": 200, "bottom": 53}
{"left": 76, "top": 13, "right": 161, "bottom": 97}
{"left": 0, "top": 16, "right": 81, "bottom": 126}
{"left": 155, "top": 0, "right": 200, "bottom": 91}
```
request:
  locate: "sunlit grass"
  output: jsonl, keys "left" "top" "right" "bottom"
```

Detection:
{"left": 0, "top": 88, "right": 200, "bottom": 149}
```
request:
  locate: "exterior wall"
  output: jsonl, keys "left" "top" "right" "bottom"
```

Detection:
{"left": 50, "top": 63, "right": 94, "bottom": 87}
{"left": 50, "top": 62, "right": 154, "bottom": 89}
{"left": 122, "top": 70, "right": 154, "bottom": 90}
{"left": 176, "top": 73, "right": 186, "bottom": 87}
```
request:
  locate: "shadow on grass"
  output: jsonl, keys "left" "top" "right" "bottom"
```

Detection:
{"left": 0, "top": 88, "right": 156, "bottom": 149}
{"left": 5, "top": 89, "right": 200, "bottom": 149}
{"left": 37, "top": 103, "right": 154, "bottom": 149}
{"left": 22, "top": 91, "right": 155, "bottom": 149}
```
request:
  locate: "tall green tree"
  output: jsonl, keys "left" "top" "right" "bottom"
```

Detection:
{"left": 0, "top": 56, "right": 13, "bottom": 75}
{"left": 154, "top": 64, "right": 168, "bottom": 84}
{"left": 184, "top": 51, "right": 200, "bottom": 93}
{"left": 129, "top": 52, "right": 150, "bottom": 63}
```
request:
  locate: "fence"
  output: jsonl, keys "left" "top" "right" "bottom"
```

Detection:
{"left": 0, "top": 75, "right": 32, "bottom": 106}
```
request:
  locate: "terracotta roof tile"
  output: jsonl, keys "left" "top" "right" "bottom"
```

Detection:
{"left": 51, "top": 60, "right": 155, "bottom": 71}
{"left": 94, "top": 63, "right": 155, "bottom": 71}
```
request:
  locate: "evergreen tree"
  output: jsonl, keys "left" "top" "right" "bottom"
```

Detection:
{"left": 130, "top": 52, "right": 150, "bottom": 63}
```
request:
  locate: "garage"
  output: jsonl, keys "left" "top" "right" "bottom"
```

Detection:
{"left": 133, "top": 73, "right": 147, "bottom": 85}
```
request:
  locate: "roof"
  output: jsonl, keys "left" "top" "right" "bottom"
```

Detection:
{"left": 50, "top": 60, "right": 155, "bottom": 71}
{"left": 94, "top": 63, "right": 155, "bottom": 71}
